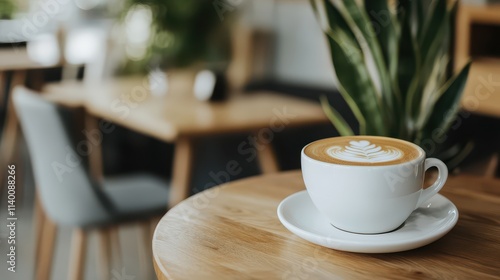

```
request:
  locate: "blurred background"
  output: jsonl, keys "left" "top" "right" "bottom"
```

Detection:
{"left": 0, "top": 0, "right": 499, "bottom": 279}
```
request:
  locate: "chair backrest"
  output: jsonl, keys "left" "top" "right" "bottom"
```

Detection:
{"left": 13, "top": 86, "right": 111, "bottom": 227}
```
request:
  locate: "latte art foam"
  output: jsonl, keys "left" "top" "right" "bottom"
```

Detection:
{"left": 327, "top": 140, "right": 403, "bottom": 163}
{"left": 304, "top": 136, "right": 422, "bottom": 166}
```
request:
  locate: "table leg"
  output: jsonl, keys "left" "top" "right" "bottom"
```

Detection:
{"left": 84, "top": 113, "right": 104, "bottom": 183}
{"left": 31, "top": 69, "right": 45, "bottom": 91}
{"left": 169, "top": 137, "right": 194, "bottom": 207}
{"left": 255, "top": 135, "right": 279, "bottom": 174}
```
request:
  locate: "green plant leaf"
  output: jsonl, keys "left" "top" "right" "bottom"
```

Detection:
{"left": 419, "top": 0, "right": 447, "bottom": 66}
{"left": 338, "top": 0, "right": 395, "bottom": 118}
{"left": 412, "top": 0, "right": 433, "bottom": 39}
{"left": 397, "top": 9, "right": 421, "bottom": 139}
{"left": 409, "top": 1, "right": 451, "bottom": 121}
{"left": 420, "top": 62, "right": 471, "bottom": 141}
{"left": 320, "top": 95, "right": 354, "bottom": 136}
{"left": 326, "top": 29, "right": 385, "bottom": 135}
{"left": 397, "top": 0, "right": 411, "bottom": 22}
{"left": 311, "top": 0, "right": 384, "bottom": 135}
{"left": 310, "top": 0, "right": 471, "bottom": 158}
{"left": 364, "top": 0, "right": 404, "bottom": 137}
{"left": 418, "top": 54, "right": 450, "bottom": 129}
{"left": 398, "top": 12, "right": 419, "bottom": 104}
{"left": 322, "top": 0, "right": 359, "bottom": 46}
{"left": 445, "top": 1, "right": 458, "bottom": 81}
{"left": 364, "top": 0, "right": 398, "bottom": 82}
{"left": 419, "top": 0, "right": 445, "bottom": 46}
{"left": 414, "top": 1, "right": 424, "bottom": 37}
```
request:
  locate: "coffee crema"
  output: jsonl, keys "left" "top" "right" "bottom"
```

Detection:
{"left": 304, "top": 136, "right": 422, "bottom": 166}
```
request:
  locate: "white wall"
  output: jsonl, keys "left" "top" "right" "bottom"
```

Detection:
{"left": 243, "top": 0, "right": 337, "bottom": 89}
{"left": 272, "top": 0, "right": 338, "bottom": 89}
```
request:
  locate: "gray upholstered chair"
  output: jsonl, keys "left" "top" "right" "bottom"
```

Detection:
{"left": 13, "top": 86, "right": 170, "bottom": 280}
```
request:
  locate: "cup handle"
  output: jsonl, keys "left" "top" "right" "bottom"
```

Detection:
{"left": 416, "top": 158, "right": 448, "bottom": 209}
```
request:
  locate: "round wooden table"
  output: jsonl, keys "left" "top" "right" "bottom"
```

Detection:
{"left": 152, "top": 171, "right": 500, "bottom": 279}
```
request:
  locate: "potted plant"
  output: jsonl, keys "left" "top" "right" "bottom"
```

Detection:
{"left": 310, "top": 0, "right": 471, "bottom": 164}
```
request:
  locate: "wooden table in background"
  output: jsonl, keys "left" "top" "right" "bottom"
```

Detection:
{"left": 42, "top": 77, "right": 329, "bottom": 206}
{"left": 152, "top": 171, "right": 500, "bottom": 279}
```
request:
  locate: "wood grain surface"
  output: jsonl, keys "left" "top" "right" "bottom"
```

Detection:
{"left": 152, "top": 171, "right": 500, "bottom": 279}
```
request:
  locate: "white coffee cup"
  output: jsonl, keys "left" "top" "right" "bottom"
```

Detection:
{"left": 301, "top": 136, "right": 448, "bottom": 234}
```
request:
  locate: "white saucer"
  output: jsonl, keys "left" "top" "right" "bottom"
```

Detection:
{"left": 277, "top": 191, "right": 458, "bottom": 253}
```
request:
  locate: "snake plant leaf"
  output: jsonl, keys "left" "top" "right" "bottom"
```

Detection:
{"left": 312, "top": 0, "right": 471, "bottom": 166}
{"left": 414, "top": 0, "right": 432, "bottom": 39}
{"left": 420, "top": 62, "right": 471, "bottom": 141}
{"left": 364, "top": 1, "right": 403, "bottom": 137}
{"left": 419, "top": 0, "right": 446, "bottom": 45}
{"left": 398, "top": 12, "right": 419, "bottom": 105}
{"left": 418, "top": 54, "right": 450, "bottom": 129}
{"left": 419, "top": 0, "right": 447, "bottom": 66}
{"left": 409, "top": 1, "right": 451, "bottom": 121}
{"left": 320, "top": 95, "right": 355, "bottom": 136}
{"left": 364, "top": 0, "right": 398, "bottom": 82}
{"left": 311, "top": 0, "right": 384, "bottom": 135}
{"left": 397, "top": 0, "right": 411, "bottom": 23}
{"left": 310, "top": 0, "right": 361, "bottom": 51}
{"left": 338, "top": 0, "right": 395, "bottom": 115}
{"left": 326, "top": 29, "right": 386, "bottom": 135}
{"left": 446, "top": 1, "right": 458, "bottom": 81}
{"left": 398, "top": 11, "right": 420, "bottom": 139}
